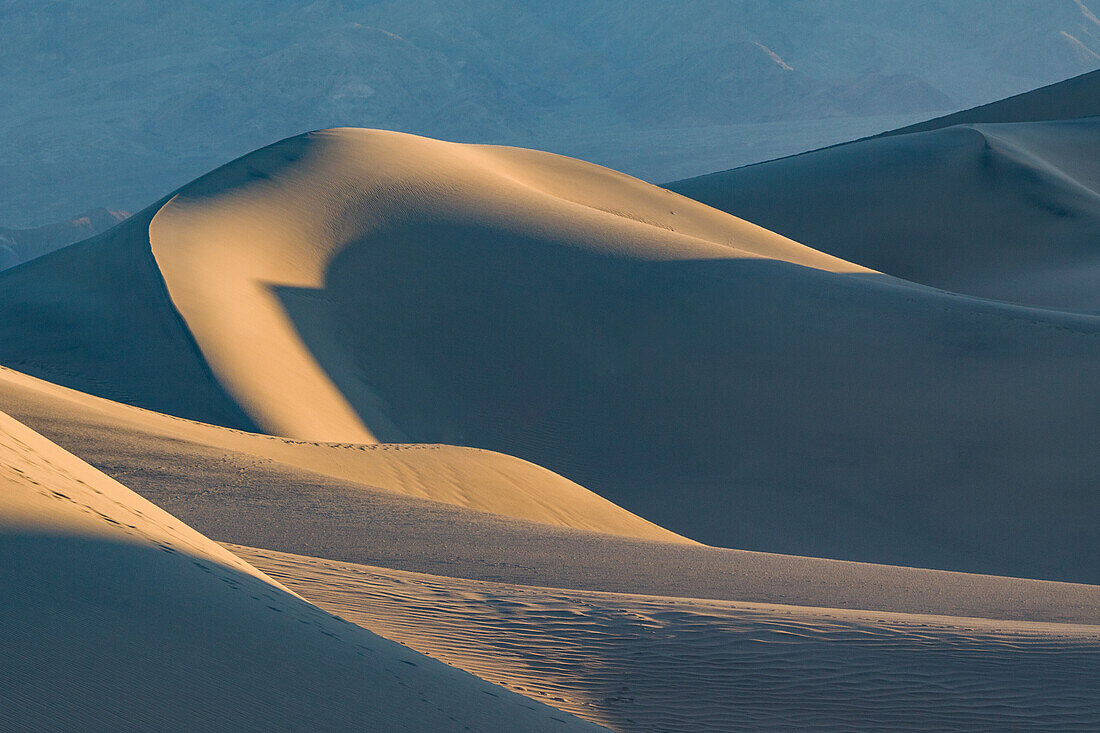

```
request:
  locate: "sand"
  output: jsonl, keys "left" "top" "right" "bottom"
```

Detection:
{"left": 5, "top": 364, "right": 1096, "bottom": 729}
{"left": 0, "top": 406, "right": 602, "bottom": 731}
{"left": 669, "top": 119, "right": 1100, "bottom": 311}
{"left": 1, "top": 72, "right": 1098, "bottom": 730}
{"left": 668, "top": 69, "right": 1100, "bottom": 312}
{"left": 0, "top": 365, "right": 682, "bottom": 542}
{"left": 146, "top": 128, "right": 866, "bottom": 443}
{"left": 3, "top": 365, "right": 1098, "bottom": 627}
{"left": 238, "top": 544, "right": 1100, "bottom": 732}
{"left": 0, "top": 128, "right": 1096, "bottom": 582}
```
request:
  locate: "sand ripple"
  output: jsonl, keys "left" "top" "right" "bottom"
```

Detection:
{"left": 237, "top": 544, "right": 1100, "bottom": 732}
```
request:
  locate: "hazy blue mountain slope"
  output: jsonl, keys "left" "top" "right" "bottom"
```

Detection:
{"left": 2, "top": 0, "right": 1098, "bottom": 224}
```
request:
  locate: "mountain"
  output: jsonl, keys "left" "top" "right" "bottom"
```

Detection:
{"left": 0, "top": 208, "right": 128, "bottom": 270}
{"left": 3, "top": 0, "right": 1099, "bottom": 224}
{"left": 882, "top": 67, "right": 1100, "bottom": 136}
{"left": 668, "top": 69, "right": 1100, "bottom": 311}
{"left": 0, "top": 128, "right": 1095, "bottom": 583}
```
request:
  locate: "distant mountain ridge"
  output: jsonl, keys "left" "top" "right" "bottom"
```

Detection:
{"left": 0, "top": 208, "right": 128, "bottom": 270}
{"left": 3, "top": 0, "right": 1099, "bottom": 224}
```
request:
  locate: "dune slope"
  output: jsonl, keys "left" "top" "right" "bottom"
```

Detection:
{"left": 0, "top": 206, "right": 257, "bottom": 430}
{"left": 881, "top": 68, "right": 1100, "bottom": 137}
{"left": 669, "top": 118, "right": 1100, "bottom": 311}
{"left": 0, "top": 365, "right": 682, "bottom": 542}
{"left": 669, "top": 69, "right": 1100, "bottom": 312}
{"left": 145, "top": 128, "right": 865, "bottom": 443}
{"left": 0, "top": 129, "right": 1097, "bottom": 581}
{"left": 241, "top": 545, "right": 1100, "bottom": 733}
{"left": 4, "top": 365, "right": 1100, "bottom": 625}
{"left": 0, "top": 408, "right": 600, "bottom": 732}
{"left": 5, "top": 359, "right": 1098, "bottom": 731}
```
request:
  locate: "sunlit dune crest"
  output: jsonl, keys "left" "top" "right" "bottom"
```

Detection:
{"left": 0, "top": 409, "right": 600, "bottom": 731}
{"left": 0, "top": 125, "right": 1096, "bottom": 582}
{"left": 148, "top": 128, "right": 870, "bottom": 442}
{"left": 0, "top": 63, "right": 1098, "bottom": 732}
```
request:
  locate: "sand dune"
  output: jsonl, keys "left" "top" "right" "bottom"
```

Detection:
{"left": 881, "top": 68, "right": 1100, "bottom": 137}
{"left": 21, "top": 362, "right": 1099, "bottom": 732}
{"left": 0, "top": 407, "right": 601, "bottom": 731}
{"left": 0, "top": 204, "right": 259, "bottom": 431}
{"left": 0, "top": 365, "right": 682, "bottom": 542}
{"left": 1, "top": 79, "right": 1097, "bottom": 730}
{"left": 239, "top": 544, "right": 1100, "bottom": 733}
{"left": 146, "top": 128, "right": 865, "bottom": 443}
{"left": 0, "top": 128, "right": 1097, "bottom": 582}
{"left": 4, "top": 364, "right": 1099, "bottom": 628}
{"left": 3, "top": 25, "right": 1097, "bottom": 731}
{"left": 668, "top": 70, "right": 1100, "bottom": 312}
{"left": 670, "top": 118, "right": 1100, "bottom": 311}
{"left": 0, "top": 127, "right": 862, "bottom": 438}
{"left": 5, "top": 366, "right": 1097, "bottom": 733}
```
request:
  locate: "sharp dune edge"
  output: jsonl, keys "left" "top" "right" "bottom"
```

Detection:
{"left": 0, "top": 126, "right": 1096, "bottom": 581}
{"left": 0, "top": 408, "right": 600, "bottom": 732}
{"left": 0, "top": 365, "right": 684, "bottom": 542}
{"left": 3, "top": 367, "right": 1099, "bottom": 730}
{"left": 146, "top": 128, "right": 867, "bottom": 443}
{"left": 670, "top": 71, "right": 1100, "bottom": 312}
{"left": 1, "top": 72, "right": 1099, "bottom": 731}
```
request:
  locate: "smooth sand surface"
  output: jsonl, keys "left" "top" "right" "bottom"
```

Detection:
{"left": 3, "top": 365, "right": 1099, "bottom": 628}
{"left": 0, "top": 365, "right": 683, "bottom": 542}
{"left": 238, "top": 544, "right": 1100, "bottom": 733}
{"left": 4, "top": 376, "right": 1098, "bottom": 733}
{"left": 0, "top": 203, "right": 259, "bottom": 431}
{"left": 0, "top": 408, "right": 602, "bottom": 732}
{"left": 670, "top": 118, "right": 1100, "bottom": 311}
{"left": 0, "top": 94, "right": 1097, "bottom": 729}
{"left": 146, "top": 128, "right": 866, "bottom": 443}
{"left": 881, "top": 68, "right": 1100, "bottom": 137}
{"left": 0, "top": 128, "right": 1096, "bottom": 582}
{"left": 669, "top": 69, "right": 1100, "bottom": 311}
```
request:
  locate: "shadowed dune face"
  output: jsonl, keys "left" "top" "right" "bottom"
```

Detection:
{"left": 148, "top": 128, "right": 867, "bottom": 443}
{"left": 279, "top": 232, "right": 1100, "bottom": 580}
{"left": 7, "top": 351, "right": 1095, "bottom": 731}
{"left": 0, "top": 206, "right": 260, "bottom": 432}
{"left": 670, "top": 118, "right": 1100, "bottom": 311}
{"left": 7, "top": 364, "right": 1100, "bottom": 623}
{"left": 0, "top": 128, "right": 1097, "bottom": 580}
{"left": 147, "top": 129, "right": 1098, "bottom": 580}
{"left": 880, "top": 68, "right": 1100, "bottom": 137}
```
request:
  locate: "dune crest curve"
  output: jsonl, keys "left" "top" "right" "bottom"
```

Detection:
{"left": 149, "top": 128, "right": 870, "bottom": 442}
{"left": 0, "top": 407, "right": 601, "bottom": 731}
